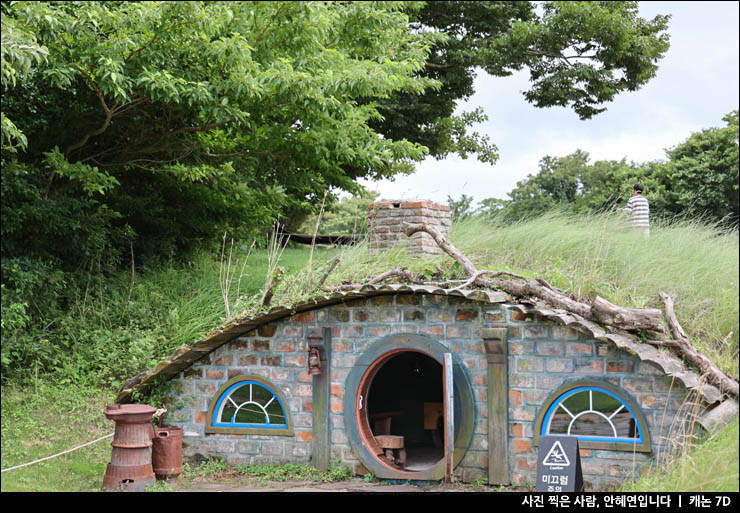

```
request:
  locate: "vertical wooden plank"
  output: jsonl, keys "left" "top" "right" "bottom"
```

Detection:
{"left": 443, "top": 352, "right": 454, "bottom": 483}
{"left": 483, "top": 327, "right": 509, "bottom": 485}
{"left": 309, "top": 327, "right": 332, "bottom": 471}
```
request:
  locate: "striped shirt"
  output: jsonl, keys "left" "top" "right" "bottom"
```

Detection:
{"left": 624, "top": 195, "right": 650, "bottom": 229}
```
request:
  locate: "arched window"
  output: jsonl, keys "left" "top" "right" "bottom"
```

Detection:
{"left": 206, "top": 375, "right": 294, "bottom": 436}
{"left": 534, "top": 380, "right": 651, "bottom": 452}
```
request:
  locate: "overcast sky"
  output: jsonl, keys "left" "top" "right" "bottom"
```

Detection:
{"left": 358, "top": 1, "right": 740, "bottom": 206}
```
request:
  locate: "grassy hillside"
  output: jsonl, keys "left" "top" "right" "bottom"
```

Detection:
{"left": 274, "top": 212, "right": 738, "bottom": 375}
{"left": 1, "top": 212, "right": 737, "bottom": 491}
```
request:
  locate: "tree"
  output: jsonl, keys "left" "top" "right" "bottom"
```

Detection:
{"left": 2, "top": 1, "right": 441, "bottom": 264}
{"left": 1, "top": 1, "right": 673, "bottom": 269}
{"left": 447, "top": 194, "right": 476, "bottom": 222}
{"left": 478, "top": 112, "right": 739, "bottom": 224}
{"left": 297, "top": 190, "right": 380, "bottom": 236}
{"left": 371, "top": 1, "right": 671, "bottom": 164}
{"left": 480, "top": 151, "right": 642, "bottom": 222}
{"left": 656, "top": 110, "right": 739, "bottom": 223}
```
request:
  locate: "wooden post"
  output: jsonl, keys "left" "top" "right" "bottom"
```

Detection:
{"left": 482, "top": 327, "right": 509, "bottom": 485}
{"left": 308, "top": 327, "right": 332, "bottom": 471}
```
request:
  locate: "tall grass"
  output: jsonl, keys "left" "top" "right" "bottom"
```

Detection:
{"left": 454, "top": 212, "right": 738, "bottom": 375}
{"left": 621, "top": 417, "right": 739, "bottom": 492}
{"left": 273, "top": 211, "right": 738, "bottom": 375}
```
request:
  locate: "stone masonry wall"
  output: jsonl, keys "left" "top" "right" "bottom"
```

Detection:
{"left": 164, "top": 293, "right": 693, "bottom": 490}
{"left": 367, "top": 200, "right": 451, "bottom": 256}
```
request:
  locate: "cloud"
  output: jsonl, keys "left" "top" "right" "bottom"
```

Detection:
{"left": 360, "top": 1, "right": 738, "bottom": 207}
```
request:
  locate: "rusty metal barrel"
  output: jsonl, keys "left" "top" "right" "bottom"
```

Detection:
{"left": 103, "top": 404, "right": 157, "bottom": 492}
{"left": 152, "top": 427, "right": 183, "bottom": 480}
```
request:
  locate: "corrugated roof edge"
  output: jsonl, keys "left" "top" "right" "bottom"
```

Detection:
{"left": 115, "top": 284, "right": 737, "bottom": 431}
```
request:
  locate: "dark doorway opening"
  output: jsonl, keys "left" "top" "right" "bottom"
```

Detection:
{"left": 367, "top": 351, "right": 444, "bottom": 471}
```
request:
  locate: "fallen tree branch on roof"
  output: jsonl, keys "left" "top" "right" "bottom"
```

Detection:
{"left": 316, "top": 257, "right": 341, "bottom": 289}
{"left": 660, "top": 292, "right": 738, "bottom": 399}
{"left": 404, "top": 222, "right": 664, "bottom": 332}
{"left": 323, "top": 266, "right": 421, "bottom": 292}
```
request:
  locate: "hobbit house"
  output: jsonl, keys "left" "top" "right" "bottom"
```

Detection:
{"left": 118, "top": 288, "right": 737, "bottom": 489}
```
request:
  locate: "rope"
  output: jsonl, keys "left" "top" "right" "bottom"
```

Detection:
{"left": 1, "top": 433, "right": 114, "bottom": 473}
{"left": 2, "top": 408, "right": 168, "bottom": 473}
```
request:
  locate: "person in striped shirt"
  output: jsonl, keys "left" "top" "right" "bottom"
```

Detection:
{"left": 621, "top": 184, "right": 650, "bottom": 237}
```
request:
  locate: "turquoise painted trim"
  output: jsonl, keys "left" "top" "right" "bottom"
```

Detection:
{"left": 212, "top": 380, "right": 288, "bottom": 429}
{"left": 540, "top": 386, "right": 644, "bottom": 444}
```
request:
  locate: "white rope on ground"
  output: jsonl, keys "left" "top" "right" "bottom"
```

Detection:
{"left": 1, "top": 432, "right": 114, "bottom": 473}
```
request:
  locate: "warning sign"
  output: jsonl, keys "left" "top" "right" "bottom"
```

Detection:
{"left": 536, "top": 435, "right": 583, "bottom": 492}
{"left": 542, "top": 441, "right": 570, "bottom": 469}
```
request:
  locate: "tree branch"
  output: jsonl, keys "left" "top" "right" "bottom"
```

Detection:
{"left": 403, "top": 222, "right": 664, "bottom": 331}
{"left": 65, "top": 67, "right": 114, "bottom": 158}
{"left": 124, "top": 34, "right": 159, "bottom": 63}
{"left": 660, "top": 292, "right": 738, "bottom": 399}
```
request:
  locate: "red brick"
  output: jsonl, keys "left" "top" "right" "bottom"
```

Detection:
{"left": 297, "top": 431, "right": 312, "bottom": 442}
{"left": 420, "top": 326, "right": 444, "bottom": 337}
{"left": 401, "top": 201, "right": 428, "bottom": 208}
{"left": 332, "top": 339, "right": 352, "bottom": 352}
{"left": 511, "top": 311, "right": 533, "bottom": 322}
{"left": 213, "top": 355, "right": 234, "bottom": 366}
{"left": 274, "top": 341, "right": 296, "bottom": 352}
{"left": 397, "top": 294, "right": 421, "bottom": 305}
{"left": 509, "top": 390, "right": 523, "bottom": 405}
{"left": 228, "top": 368, "right": 245, "bottom": 378}
{"left": 369, "top": 296, "right": 394, "bottom": 306}
{"left": 260, "top": 356, "right": 281, "bottom": 366}
{"left": 606, "top": 360, "right": 634, "bottom": 373}
{"left": 206, "top": 369, "right": 224, "bottom": 379}
{"left": 331, "top": 384, "right": 344, "bottom": 397}
{"left": 517, "top": 457, "right": 537, "bottom": 470}
{"left": 292, "top": 311, "right": 315, "bottom": 323}
{"left": 252, "top": 340, "right": 270, "bottom": 351}
{"left": 513, "top": 439, "right": 532, "bottom": 453}
{"left": 231, "top": 340, "right": 249, "bottom": 351}
{"left": 567, "top": 342, "right": 593, "bottom": 355}
{"left": 195, "top": 411, "right": 207, "bottom": 423}
{"left": 511, "top": 423, "right": 524, "bottom": 437}
{"left": 330, "top": 399, "right": 343, "bottom": 413}
{"left": 456, "top": 309, "right": 479, "bottom": 321}
{"left": 238, "top": 355, "right": 258, "bottom": 366}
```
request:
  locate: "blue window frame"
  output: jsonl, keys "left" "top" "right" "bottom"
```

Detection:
{"left": 206, "top": 374, "right": 293, "bottom": 436}
{"left": 535, "top": 380, "right": 651, "bottom": 452}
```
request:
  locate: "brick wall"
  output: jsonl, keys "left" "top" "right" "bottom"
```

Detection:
{"left": 367, "top": 200, "right": 451, "bottom": 256}
{"left": 165, "top": 293, "right": 694, "bottom": 489}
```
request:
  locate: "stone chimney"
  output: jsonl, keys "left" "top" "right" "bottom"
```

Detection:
{"left": 367, "top": 200, "right": 451, "bottom": 257}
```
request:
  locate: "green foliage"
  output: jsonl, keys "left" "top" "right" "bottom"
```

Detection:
{"left": 1, "top": 1, "right": 673, "bottom": 276}
{"left": 370, "top": 1, "right": 670, "bottom": 162}
{"left": 297, "top": 190, "right": 379, "bottom": 235}
{"left": 2, "top": 0, "right": 439, "bottom": 274}
{"left": 657, "top": 110, "right": 739, "bottom": 222}
{"left": 447, "top": 193, "right": 476, "bottom": 222}
{"left": 479, "top": 112, "right": 739, "bottom": 225}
